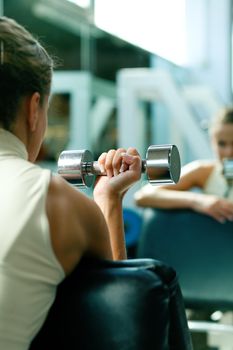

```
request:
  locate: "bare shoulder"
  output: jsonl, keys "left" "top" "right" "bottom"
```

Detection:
{"left": 46, "top": 175, "right": 109, "bottom": 273}
{"left": 46, "top": 174, "right": 100, "bottom": 229}
{"left": 47, "top": 174, "right": 94, "bottom": 208}
{"left": 180, "top": 160, "right": 215, "bottom": 187}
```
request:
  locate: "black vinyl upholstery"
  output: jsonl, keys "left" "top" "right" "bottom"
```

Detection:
{"left": 30, "top": 257, "right": 192, "bottom": 350}
{"left": 137, "top": 209, "right": 233, "bottom": 311}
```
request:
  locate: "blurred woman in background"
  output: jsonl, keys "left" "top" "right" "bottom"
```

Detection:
{"left": 135, "top": 107, "right": 233, "bottom": 223}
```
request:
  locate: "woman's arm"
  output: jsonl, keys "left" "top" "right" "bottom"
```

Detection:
{"left": 47, "top": 147, "right": 141, "bottom": 274}
{"left": 134, "top": 160, "right": 233, "bottom": 223}
{"left": 134, "top": 160, "right": 212, "bottom": 209}
{"left": 93, "top": 148, "right": 141, "bottom": 260}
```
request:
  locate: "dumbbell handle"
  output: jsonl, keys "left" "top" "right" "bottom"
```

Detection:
{"left": 83, "top": 160, "right": 147, "bottom": 175}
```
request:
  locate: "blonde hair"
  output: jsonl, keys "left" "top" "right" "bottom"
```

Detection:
{"left": 209, "top": 106, "right": 233, "bottom": 135}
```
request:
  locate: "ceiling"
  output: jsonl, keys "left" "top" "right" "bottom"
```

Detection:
{"left": 3, "top": 0, "right": 150, "bottom": 81}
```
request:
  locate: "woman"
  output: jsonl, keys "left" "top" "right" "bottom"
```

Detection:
{"left": 135, "top": 107, "right": 233, "bottom": 223}
{"left": 0, "top": 16, "right": 141, "bottom": 349}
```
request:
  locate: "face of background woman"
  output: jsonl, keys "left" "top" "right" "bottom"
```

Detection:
{"left": 212, "top": 123, "right": 233, "bottom": 161}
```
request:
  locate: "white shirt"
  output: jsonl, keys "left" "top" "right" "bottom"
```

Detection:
{"left": 0, "top": 129, "right": 65, "bottom": 350}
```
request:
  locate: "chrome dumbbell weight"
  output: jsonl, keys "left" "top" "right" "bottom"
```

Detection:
{"left": 223, "top": 158, "right": 233, "bottom": 197}
{"left": 223, "top": 158, "right": 233, "bottom": 181}
{"left": 57, "top": 144, "right": 181, "bottom": 188}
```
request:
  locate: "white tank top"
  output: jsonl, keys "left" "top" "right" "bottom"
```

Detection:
{"left": 203, "top": 161, "right": 233, "bottom": 200}
{"left": 0, "top": 129, "right": 65, "bottom": 350}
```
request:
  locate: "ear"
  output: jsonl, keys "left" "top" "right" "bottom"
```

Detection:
{"left": 27, "top": 92, "right": 41, "bottom": 132}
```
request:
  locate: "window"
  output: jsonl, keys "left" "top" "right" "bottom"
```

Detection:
{"left": 67, "top": 0, "right": 90, "bottom": 8}
{"left": 94, "top": 0, "right": 187, "bottom": 65}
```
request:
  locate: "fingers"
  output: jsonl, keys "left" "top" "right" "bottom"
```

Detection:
{"left": 98, "top": 148, "right": 127, "bottom": 178}
{"left": 97, "top": 147, "right": 141, "bottom": 178}
{"left": 97, "top": 152, "right": 107, "bottom": 174}
{"left": 211, "top": 213, "right": 227, "bottom": 224}
{"left": 121, "top": 147, "right": 141, "bottom": 175}
{"left": 221, "top": 203, "right": 233, "bottom": 221}
{"left": 125, "top": 147, "right": 140, "bottom": 156}
{"left": 217, "top": 211, "right": 233, "bottom": 223}
{"left": 217, "top": 200, "right": 233, "bottom": 222}
{"left": 120, "top": 148, "right": 138, "bottom": 173}
{"left": 210, "top": 202, "right": 233, "bottom": 223}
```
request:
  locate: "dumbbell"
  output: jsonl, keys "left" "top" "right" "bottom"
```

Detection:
{"left": 223, "top": 158, "right": 233, "bottom": 181}
{"left": 57, "top": 144, "right": 181, "bottom": 188}
{"left": 222, "top": 158, "right": 233, "bottom": 197}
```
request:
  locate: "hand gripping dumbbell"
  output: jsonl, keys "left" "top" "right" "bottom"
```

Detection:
{"left": 57, "top": 144, "right": 181, "bottom": 188}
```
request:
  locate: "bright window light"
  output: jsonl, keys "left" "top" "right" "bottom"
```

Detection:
{"left": 94, "top": 0, "right": 187, "bottom": 66}
{"left": 67, "top": 0, "right": 90, "bottom": 8}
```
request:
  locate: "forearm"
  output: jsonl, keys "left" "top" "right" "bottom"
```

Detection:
{"left": 94, "top": 194, "right": 127, "bottom": 260}
{"left": 92, "top": 148, "right": 141, "bottom": 260}
{"left": 134, "top": 187, "right": 201, "bottom": 210}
